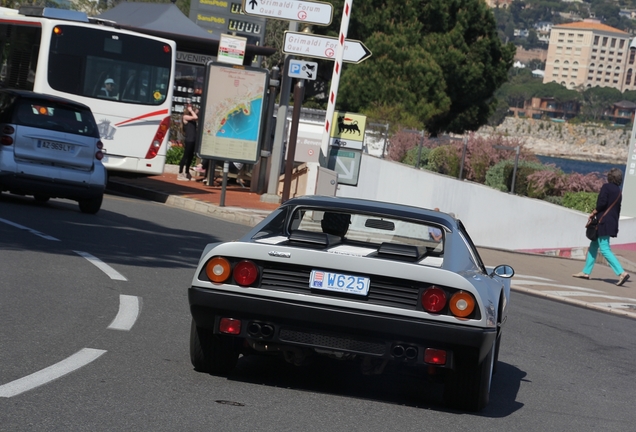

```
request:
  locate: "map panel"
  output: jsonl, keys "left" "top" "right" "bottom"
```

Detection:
{"left": 199, "top": 63, "right": 268, "bottom": 163}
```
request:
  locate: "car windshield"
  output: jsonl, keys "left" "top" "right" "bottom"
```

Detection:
{"left": 254, "top": 207, "right": 445, "bottom": 256}
{"left": 15, "top": 98, "right": 98, "bottom": 137}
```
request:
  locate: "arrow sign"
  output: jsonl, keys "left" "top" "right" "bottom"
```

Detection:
{"left": 242, "top": 0, "right": 333, "bottom": 26}
{"left": 283, "top": 31, "right": 372, "bottom": 64}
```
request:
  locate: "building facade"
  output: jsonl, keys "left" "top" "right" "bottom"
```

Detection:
{"left": 543, "top": 21, "right": 634, "bottom": 91}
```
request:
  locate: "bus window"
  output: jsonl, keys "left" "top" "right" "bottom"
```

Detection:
{"left": 0, "top": 23, "right": 41, "bottom": 90}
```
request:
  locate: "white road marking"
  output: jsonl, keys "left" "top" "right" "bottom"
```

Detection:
{"left": 513, "top": 280, "right": 603, "bottom": 293}
{"left": 0, "top": 348, "right": 106, "bottom": 398}
{"left": 0, "top": 218, "right": 59, "bottom": 241}
{"left": 513, "top": 274, "right": 554, "bottom": 281}
{"left": 73, "top": 250, "right": 127, "bottom": 281}
{"left": 108, "top": 295, "right": 141, "bottom": 331}
{"left": 542, "top": 291, "right": 636, "bottom": 301}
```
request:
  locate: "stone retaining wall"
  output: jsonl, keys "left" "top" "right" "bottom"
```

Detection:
{"left": 476, "top": 117, "right": 630, "bottom": 164}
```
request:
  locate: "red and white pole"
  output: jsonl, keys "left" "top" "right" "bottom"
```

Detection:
{"left": 320, "top": 0, "right": 353, "bottom": 158}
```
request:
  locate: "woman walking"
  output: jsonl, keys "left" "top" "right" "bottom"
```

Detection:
{"left": 177, "top": 103, "right": 198, "bottom": 181}
{"left": 573, "top": 168, "right": 630, "bottom": 286}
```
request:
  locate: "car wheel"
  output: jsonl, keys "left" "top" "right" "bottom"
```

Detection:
{"left": 443, "top": 342, "right": 495, "bottom": 411}
{"left": 79, "top": 196, "right": 103, "bottom": 214}
{"left": 190, "top": 319, "right": 239, "bottom": 374}
{"left": 493, "top": 332, "right": 502, "bottom": 375}
{"left": 33, "top": 194, "right": 50, "bottom": 203}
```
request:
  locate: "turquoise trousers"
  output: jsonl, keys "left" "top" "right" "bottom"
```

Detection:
{"left": 583, "top": 236, "right": 624, "bottom": 276}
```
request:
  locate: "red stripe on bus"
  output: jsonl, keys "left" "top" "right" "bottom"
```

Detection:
{"left": 0, "top": 19, "right": 41, "bottom": 26}
{"left": 115, "top": 109, "right": 170, "bottom": 126}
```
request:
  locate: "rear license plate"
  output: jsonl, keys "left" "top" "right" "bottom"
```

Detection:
{"left": 309, "top": 270, "right": 370, "bottom": 296}
{"left": 37, "top": 140, "right": 75, "bottom": 152}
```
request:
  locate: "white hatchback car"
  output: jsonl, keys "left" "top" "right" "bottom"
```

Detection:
{"left": 0, "top": 89, "right": 106, "bottom": 213}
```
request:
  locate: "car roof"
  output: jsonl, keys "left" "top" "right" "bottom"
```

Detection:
{"left": 281, "top": 196, "right": 458, "bottom": 227}
{"left": 0, "top": 89, "right": 93, "bottom": 111}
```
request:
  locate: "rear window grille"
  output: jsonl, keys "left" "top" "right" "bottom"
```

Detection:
{"left": 260, "top": 265, "right": 420, "bottom": 309}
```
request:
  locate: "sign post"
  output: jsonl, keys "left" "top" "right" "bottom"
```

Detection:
{"left": 320, "top": 0, "right": 353, "bottom": 160}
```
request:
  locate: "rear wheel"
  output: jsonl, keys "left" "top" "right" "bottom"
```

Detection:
{"left": 79, "top": 196, "right": 103, "bottom": 214}
{"left": 33, "top": 194, "right": 50, "bottom": 203}
{"left": 443, "top": 342, "right": 495, "bottom": 411}
{"left": 190, "top": 319, "right": 239, "bottom": 374}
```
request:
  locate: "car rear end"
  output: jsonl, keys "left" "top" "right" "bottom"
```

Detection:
{"left": 0, "top": 90, "right": 106, "bottom": 212}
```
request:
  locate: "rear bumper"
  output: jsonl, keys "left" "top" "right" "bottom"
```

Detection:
{"left": 189, "top": 287, "right": 496, "bottom": 366}
{"left": 0, "top": 168, "right": 105, "bottom": 200}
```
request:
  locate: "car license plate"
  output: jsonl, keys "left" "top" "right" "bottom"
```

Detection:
{"left": 37, "top": 140, "right": 75, "bottom": 152}
{"left": 309, "top": 270, "right": 370, "bottom": 296}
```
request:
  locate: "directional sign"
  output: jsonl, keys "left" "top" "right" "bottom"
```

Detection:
{"left": 327, "top": 148, "right": 362, "bottom": 186}
{"left": 289, "top": 59, "right": 318, "bottom": 80}
{"left": 242, "top": 0, "right": 333, "bottom": 26}
{"left": 283, "top": 31, "right": 372, "bottom": 64}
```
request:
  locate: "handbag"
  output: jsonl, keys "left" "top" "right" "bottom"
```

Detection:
{"left": 585, "top": 192, "right": 622, "bottom": 241}
{"left": 585, "top": 215, "right": 599, "bottom": 241}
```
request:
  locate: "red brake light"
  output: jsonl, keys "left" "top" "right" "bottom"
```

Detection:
{"left": 145, "top": 117, "right": 170, "bottom": 159}
{"left": 421, "top": 287, "right": 447, "bottom": 313}
{"left": 1, "top": 135, "right": 13, "bottom": 145}
{"left": 219, "top": 318, "right": 241, "bottom": 335}
{"left": 95, "top": 151, "right": 104, "bottom": 160}
{"left": 233, "top": 260, "right": 258, "bottom": 286}
{"left": 424, "top": 348, "right": 447, "bottom": 365}
{"left": 163, "top": 44, "right": 171, "bottom": 53}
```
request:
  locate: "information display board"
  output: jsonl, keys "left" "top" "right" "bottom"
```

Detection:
{"left": 197, "top": 62, "right": 269, "bottom": 164}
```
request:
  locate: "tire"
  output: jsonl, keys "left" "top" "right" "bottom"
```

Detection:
{"left": 79, "top": 195, "right": 103, "bottom": 214}
{"left": 443, "top": 342, "right": 495, "bottom": 412}
{"left": 493, "top": 332, "right": 502, "bottom": 375}
{"left": 33, "top": 194, "right": 50, "bottom": 203}
{"left": 190, "top": 319, "right": 239, "bottom": 374}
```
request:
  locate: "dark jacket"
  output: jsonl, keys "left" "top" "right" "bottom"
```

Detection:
{"left": 596, "top": 182, "right": 622, "bottom": 238}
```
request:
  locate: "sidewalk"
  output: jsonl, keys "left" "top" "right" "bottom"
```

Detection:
{"left": 106, "top": 167, "right": 636, "bottom": 320}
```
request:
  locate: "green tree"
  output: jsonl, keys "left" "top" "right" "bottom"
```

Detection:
{"left": 581, "top": 86, "right": 622, "bottom": 121}
{"left": 325, "top": 0, "right": 514, "bottom": 136}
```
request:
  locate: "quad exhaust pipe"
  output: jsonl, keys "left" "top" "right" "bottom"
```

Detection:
{"left": 391, "top": 344, "right": 418, "bottom": 360}
{"left": 247, "top": 321, "right": 275, "bottom": 338}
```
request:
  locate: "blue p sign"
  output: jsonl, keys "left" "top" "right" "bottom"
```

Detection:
{"left": 290, "top": 62, "right": 301, "bottom": 75}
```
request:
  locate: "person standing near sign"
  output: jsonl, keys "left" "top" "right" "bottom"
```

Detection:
{"left": 178, "top": 103, "right": 198, "bottom": 181}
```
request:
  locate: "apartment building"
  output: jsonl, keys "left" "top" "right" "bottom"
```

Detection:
{"left": 543, "top": 21, "right": 635, "bottom": 91}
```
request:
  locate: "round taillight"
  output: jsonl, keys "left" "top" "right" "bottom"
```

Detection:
{"left": 449, "top": 291, "right": 475, "bottom": 318}
{"left": 96, "top": 140, "right": 103, "bottom": 150}
{"left": 205, "top": 257, "right": 231, "bottom": 283}
{"left": 1, "top": 135, "right": 13, "bottom": 145}
{"left": 421, "top": 287, "right": 447, "bottom": 313}
{"left": 3, "top": 125, "right": 15, "bottom": 134}
{"left": 233, "top": 260, "right": 258, "bottom": 286}
{"left": 53, "top": 26, "right": 63, "bottom": 35}
{"left": 95, "top": 151, "right": 104, "bottom": 160}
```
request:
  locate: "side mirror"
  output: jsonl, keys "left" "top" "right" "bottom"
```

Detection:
{"left": 491, "top": 264, "right": 514, "bottom": 278}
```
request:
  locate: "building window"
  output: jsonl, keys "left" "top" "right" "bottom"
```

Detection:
{"left": 620, "top": 40, "right": 625, "bottom": 49}
{"left": 594, "top": 36, "right": 600, "bottom": 45}
{"left": 567, "top": 40, "right": 573, "bottom": 43}
{"left": 626, "top": 69, "right": 632, "bottom": 85}
{"left": 611, "top": 38, "right": 616, "bottom": 48}
{"left": 602, "top": 37, "right": 608, "bottom": 46}
{"left": 630, "top": 50, "right": 635, "bottom": 64}
{"left": 574, "top": 61, "right": 579, "bottom": 65}
{"left": 558, "top": 39, "right": 564, "bottom": 43}
{"left": 591, "top": 56, "right": 596, "bottom": 60}
{"left": 554, "top": 67, "right": 560, "bottom": 70}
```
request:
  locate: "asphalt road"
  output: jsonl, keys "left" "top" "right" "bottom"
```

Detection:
{"left": 1, "top": 192, "right": 635, "bottom": 431}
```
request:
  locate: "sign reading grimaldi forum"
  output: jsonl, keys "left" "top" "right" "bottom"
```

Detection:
{"left": 283, "top": 31, "right": 372, "bottom": 64}
{"left": 242, "top": 0, "right": 333, "bottom": 26}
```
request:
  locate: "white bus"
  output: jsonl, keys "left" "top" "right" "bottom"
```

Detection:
{"left": 0, "top": 6, "right": 176, "bottom": 175}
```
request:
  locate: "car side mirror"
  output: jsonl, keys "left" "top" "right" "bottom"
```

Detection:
{"left": 491, "top": 264, "right": 514, "bottom": 278}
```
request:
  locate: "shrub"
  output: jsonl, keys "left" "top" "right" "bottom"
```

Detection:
{"left": 402, "top": 146, "right": 432, "bottom": 168}
{"left": 526, "top": 169, "right": 604, "bottom": 198}
{"left": 426, "top": 145, "right": 461, "bottom": 177}
{"left": 562, "top": 191, "right": 598, "bottom": 213}
{"left": 387, "top": 130, "right": 423, "bottom": 162}
{"left": 543, "top": 195, "right": 563, "bottom": 206}
{"left": 166, "top": 145, "right": 184, "bottom": 165}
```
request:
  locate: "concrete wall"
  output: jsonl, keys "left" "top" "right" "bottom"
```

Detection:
{"left": 336, "top": 154, "right": 636, "bottom": 252}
